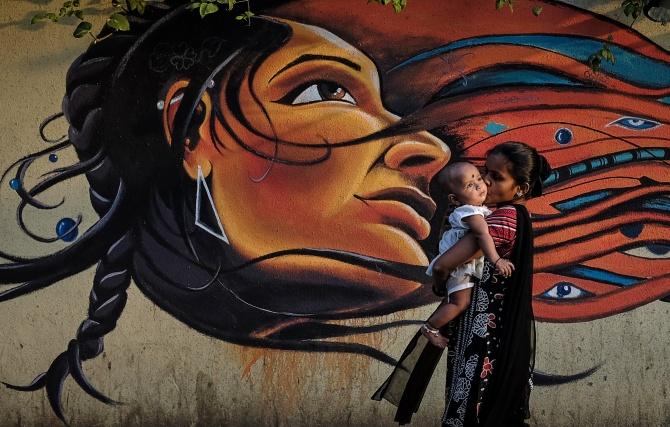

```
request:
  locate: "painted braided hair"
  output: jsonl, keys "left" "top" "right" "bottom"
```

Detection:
{"left": 1, "top": 1, "right": 452, "bottom": 421}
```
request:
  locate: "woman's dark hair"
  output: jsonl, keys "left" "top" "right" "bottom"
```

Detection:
{"left": 487, "top": 141, "right": 552, "bottom": 198}
{"left": 0, "top": 1, "right": 304, "bottom": 422}
{"left": 0, "top": 1, "right": 443, "bottom": 422}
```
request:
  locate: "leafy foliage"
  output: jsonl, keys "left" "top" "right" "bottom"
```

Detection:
{"left": 30, "top": 0, "right": 255, "bottom": 40}
{"left": 496, "top": 0, "right": 514, "bottom": 13}
{"left": 588, "top": 35, "right": 616, "bottom": 72}
{"left": 26, "top": 0, "right": 669, "bottom": 75}
{"left": 369, "top": 0, "right": 407, "bottom": 13}
{"left": 622, "top": 0, "right": 645, "bottom": 20}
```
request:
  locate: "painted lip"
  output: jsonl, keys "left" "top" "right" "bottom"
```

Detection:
{"left": 355, "top": 187, "right": 436, "bottom": 240}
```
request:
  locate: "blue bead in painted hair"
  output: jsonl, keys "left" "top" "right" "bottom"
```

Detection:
{"left": 9, "top": 178, "right": 20, "bottom": 190}
{"left": 56, "top": 218, "right": 78, "bottom": 242}
{"left": 554, "top": 128, "right": 573, "bottom": 145}
{"left": 49, "top": 153, "right": 58, "bottom": 163}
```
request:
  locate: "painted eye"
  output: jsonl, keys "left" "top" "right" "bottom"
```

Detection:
{"left": 540, "top": 282, "right": 594, "bottom": 300}
{"left": 283, "top": 81, "right": 356, "bottom": 105}
{"left": 623, "top": 243, "right": 670, "bottom": 259}
{"left": 607, "top": 116, "right": 661, "bottom": 131}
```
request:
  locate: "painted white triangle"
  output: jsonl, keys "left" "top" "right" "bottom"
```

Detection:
{"left": 195, "top": 165, "right": 229, "bottom": 244}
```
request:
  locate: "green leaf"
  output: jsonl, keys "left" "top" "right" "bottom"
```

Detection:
{"left": 532, "top": 6, "right": 542, "bottom": 16}
{"left": 496, "top": 0, "right": 505, "bottom": 10}
{"left": 392, "top": 0, "right": 407, "bottom": 13}
{"left": 73, "top": 20, "right": 92, "bottom": 38}
{"left": 623, "top": 3, "right": 633, "bottom": 16}
{"left": 228, "top": 0, "right": 235, "bottom": 10}
{"left": 63, "top": 1, "right": 73, "bottom": 8}
{"left": 235, "top": 10, "right": 254, "bottom": 21}
{"left": 187, "top": 3, "right": 201, "bottom": 10}
{"left": 129, "top": 0, "right": 146, "bottom": 14}
{"left": 107, "top": 13, "right": 130, "bottom": 31}
{"left": 200, "top": 2, "right": 219, "bottom": 17}
{"left": 31, "top": 12, "right": 49, "bottom": 24}
{"left": 73, "top": 0, "right": 80, "bottom": 7}
{"left": 74, "top": 10, "right": 84, "bottom": 20}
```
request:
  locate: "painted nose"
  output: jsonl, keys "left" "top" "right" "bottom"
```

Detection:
{"left": 383, "top": 132, "right": 449, "bottom": 184}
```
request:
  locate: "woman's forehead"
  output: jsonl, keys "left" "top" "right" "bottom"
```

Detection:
{"left": 485, "top": 153, "right": 512, "bottom": 174}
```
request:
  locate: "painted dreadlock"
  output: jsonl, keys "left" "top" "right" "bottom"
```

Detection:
{"left": 0, "top": 3, "right": 177, "bottom": 424}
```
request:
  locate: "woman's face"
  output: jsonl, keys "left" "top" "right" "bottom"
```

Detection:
{"left": 482, "top": 153, "right": 523, "bottom": 205}
{"left": 171, "top": 20, "right": 449, "bottom": 315}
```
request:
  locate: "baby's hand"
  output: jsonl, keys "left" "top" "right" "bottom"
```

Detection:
{"left": 494, "top": 258, "right": 515, "bottom": 277}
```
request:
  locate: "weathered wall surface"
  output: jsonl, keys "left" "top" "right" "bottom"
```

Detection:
{"left": 0, "top": 1, "right": 668, "bottom": 426}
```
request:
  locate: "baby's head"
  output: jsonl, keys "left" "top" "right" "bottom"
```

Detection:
{"left": 437, "top": 162, "right": 487, "bottom": 206}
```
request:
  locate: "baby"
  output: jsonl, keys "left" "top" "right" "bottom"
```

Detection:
{"left": 422, "top": 162, "right": 514, "bottom": 347}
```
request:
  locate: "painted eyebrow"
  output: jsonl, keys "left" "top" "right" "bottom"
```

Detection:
{"left": 269, "top": 54, "right": 362, "bottom": 83}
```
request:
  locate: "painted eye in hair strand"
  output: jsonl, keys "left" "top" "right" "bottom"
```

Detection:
{"left": 539, "top": 282, "right": 594, "bottom": 300}
{"left": 607, "top": 116, "right": 661, "bottom": 131}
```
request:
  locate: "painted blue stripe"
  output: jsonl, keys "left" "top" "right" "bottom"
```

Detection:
{"left": 613, "top": 151, "right": 634, "bottom": 163}
{"left": 561, "top": 265, "right": 641, "bottom": 287}
{"left": 543, "top": 171, "right": 560, "bottom": 186}
{"left": 590, "top": 158, "right": 606, "bottom": 169}
{"left": 391, "top": 35, "right": 670, "bottom": 88}
{"left": 659, "top": 96, "right": 670, "bottom": 104}
{"left": 569, "top": 163, "right": 588, "bottom": 175}
{"left": 639, "top": 148, "right": 667, "bottom": 160}
{"left": 544, "top": 148, "right": 670, "bottom": 187}
{"left": 436, "top": 69, "right": 585, "bottom": 97}
{"left": 643, "top": 196, "right": 670, "bottom": 212}
{"left": 554, "top": 190, "right": 613, "bottom": 211}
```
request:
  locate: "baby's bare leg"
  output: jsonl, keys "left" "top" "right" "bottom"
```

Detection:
{"left": 427, "top": 288, "right": 472, "bottom": 329}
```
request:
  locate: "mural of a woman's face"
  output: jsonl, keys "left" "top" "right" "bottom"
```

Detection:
{"left": 163, "top": 19, "right": 449, "bottom": 315}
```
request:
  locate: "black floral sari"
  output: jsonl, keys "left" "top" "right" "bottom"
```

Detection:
{"left": 373, "top": 205, "right": 535, "bottom": 427}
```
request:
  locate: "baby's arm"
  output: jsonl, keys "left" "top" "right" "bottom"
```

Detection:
{"left": 463, "top": 215, "right": 514, "bottom": 276}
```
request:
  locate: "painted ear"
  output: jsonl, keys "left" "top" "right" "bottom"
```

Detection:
{"left": 448, "top": 194, "right": 460, "bottom": 206}
{"left": 161, "top": 80, "right": 215, "bottom": 179}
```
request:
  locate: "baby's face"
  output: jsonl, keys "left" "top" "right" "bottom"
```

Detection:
{"left": 450, "top": 163, "right": 487, "bottom": 206}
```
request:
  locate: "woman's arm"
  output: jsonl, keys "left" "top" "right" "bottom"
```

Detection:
{"left": 463, "top": 215, "right": 500, "bottom": 264}
{"left": 432, "top": 233, "right": 482, "bottom": 281}
{"left": 463, "top": 215, "right": 515, "bottom": 276}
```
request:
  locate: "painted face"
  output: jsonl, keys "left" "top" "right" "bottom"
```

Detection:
{"left": 172, "top": 20, "right": 450, "bottom": 315}
{"left": 481, "top": 153, "right": 522, "bottom": 205}
{"left": 448, "top": 163, "right": 487, "bottom": 206}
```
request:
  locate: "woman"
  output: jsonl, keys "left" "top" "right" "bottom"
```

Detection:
{"left": 0, "top": 0, "right": 449, "bottom": 421}
{"left": 374, "top": 141, "right": 551, "bottom": 427}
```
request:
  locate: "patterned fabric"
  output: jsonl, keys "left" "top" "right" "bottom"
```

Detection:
{"left": 486, "top": 206, "right": 517, "bottom": 258}
{"left": 442, "top": 260, "right": 507, "bottom": 426}
{"left": 442, "top": 205, "right": 527, "bottom": 427}
{"left": 371, "top": 206, "right": 532, "bottom": 427}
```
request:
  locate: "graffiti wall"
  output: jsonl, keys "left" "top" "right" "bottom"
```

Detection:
{"left": 0, "top": 0, "right": 668, "bottom": 426}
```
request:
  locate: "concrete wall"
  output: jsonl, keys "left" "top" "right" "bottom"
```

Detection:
{"left": 0, "top": 1, "right": 668, "bottom": 426}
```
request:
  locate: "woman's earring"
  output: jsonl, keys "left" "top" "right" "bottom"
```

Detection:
{"left": 195, "top": 165, "right": 229, "bottom": 244}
